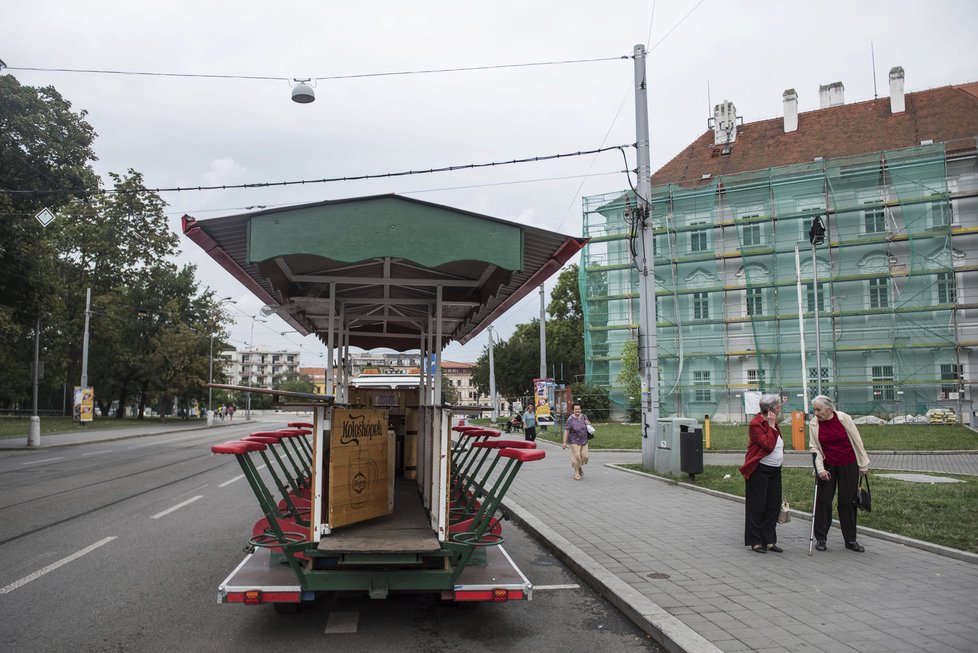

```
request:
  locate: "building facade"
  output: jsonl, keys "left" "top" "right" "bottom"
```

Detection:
{"left": 582, "top": 71, "right": 978, "bottom": 421}
{"left": 221, "top": 347, "right": 301, "bottom": 388}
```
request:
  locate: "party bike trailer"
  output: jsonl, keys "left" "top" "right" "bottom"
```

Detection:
{"left": 183, "top": 194, "right": 586, "bottom": 609}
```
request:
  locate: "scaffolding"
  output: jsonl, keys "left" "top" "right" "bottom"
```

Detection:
{"left": 581, "top": 142, "right": 978, "bottom": 421}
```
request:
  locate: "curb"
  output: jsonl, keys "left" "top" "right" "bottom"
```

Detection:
{"left": 0, "top": 421, "right": 256, "bottom": 451}
{"left": 501, "top": 496, "right": 722, "bottom": 653}
{"left": 608, "top": 463, "right": 978, "bottom": 565}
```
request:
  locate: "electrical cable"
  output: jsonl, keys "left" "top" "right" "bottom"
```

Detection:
{"left": 1, "top": 144, "right": 632, "bottom": 197}
{"left": 5, "top": 55, "right": 627, "bottom": 84}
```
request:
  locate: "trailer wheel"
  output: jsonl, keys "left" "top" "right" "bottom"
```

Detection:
{"left": 273, "top": 602, "right": 301, "bottom": 614}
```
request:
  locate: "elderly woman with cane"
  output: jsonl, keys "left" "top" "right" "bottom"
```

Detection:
{"left": 740, "top": 393, "right": 785, "bottom": 553}
{"left": 809, "top": 395, "right": 871, "bottom": 552}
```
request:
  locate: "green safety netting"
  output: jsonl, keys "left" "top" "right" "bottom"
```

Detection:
{"left": 581, "top": 142, "right": 960, "bottom": 420}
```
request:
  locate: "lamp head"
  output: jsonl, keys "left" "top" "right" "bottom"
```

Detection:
{"left": 809, "top": 216, "right": 826, "bottom": 246}
{"left": 291, "top": 79, "right": 315, "bottom": 104}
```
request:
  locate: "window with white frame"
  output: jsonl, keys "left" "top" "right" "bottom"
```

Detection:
{"left": 937, "top": 272, "right": 957, "bottom": 304}
{"left": 746, "top": 287, "right": 764, "bottom": 316}
{"left": 940, "top": 364, "right": 963, "bottom": 399}
{"left": 690, "top": 227, "right": 708, "bottom": 253}
{"left": 871, "top": 365, "right": 895, "bottom": 401}
{"left": 692, "top": 292, "right": 709, "bottom": 320}
{"left": 806, "top": 282, "right": 825, "bottom": 312}
{"left": 747, "top": 369, "right": 765, "bottom": 389}
{"left": 864, "top": 201, "right": 886, "bottom": 234}
{"left": 868, "top": 278, "right": 889, "bottom": 308}
{"left": 693, "top": 371, "right": 711, "bottom": 402}
{"left": 741, "top": 222, "right": 761, "bottom": 247}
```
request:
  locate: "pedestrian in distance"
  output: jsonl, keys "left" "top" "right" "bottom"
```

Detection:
{"left": 228, "top": 404, "right": 236, "bottom": 420}
{"left": 562, "top": 403, "right": 591, "bottom": 480}
{"left": 810, "top": 395, "right": 871, "bottom": 553}
{"left": 523, "top": 405, "right": 537, "bottom": 442}
{"left": 740, "top": 393, "right": 785, "bottom": 554}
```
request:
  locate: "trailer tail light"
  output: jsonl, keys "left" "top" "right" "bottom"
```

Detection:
{"left": 244, "top": 590, "right": 261, "bottom": 606}
{"left": 492, "top": 589, "right": 508, "bottom": 602}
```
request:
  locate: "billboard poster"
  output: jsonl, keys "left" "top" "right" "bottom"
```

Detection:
{"left": 533, "top": 378, "right": 553, "bottom": 421}
{"left": 73, "top": 386, "right": 95, "bottom": 423}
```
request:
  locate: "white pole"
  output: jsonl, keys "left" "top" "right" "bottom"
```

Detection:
{"left": 539, "top": 284, "right": 547, "bottom": 380}
{"left": 812, "top": 243, "right": 823, "bottom": 397}
{"left": 633, "top": 44, "right": 659, "bottom": 469}
{"left": 326, "top": 283, "right": 335, "bottom": 398}
{"left": 488, "top": 326, "right": 497, "bottom": 423}
{"left": 794, "top": 246, "right": 809, "bottom": 414}
{"left": 29, "top": 317, "right": 40, "bottom": 446}
{"left": 80, "top": 287, "right": 91, "bottom": 389}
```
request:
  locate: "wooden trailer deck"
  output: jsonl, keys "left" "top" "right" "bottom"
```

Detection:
{"left": 317, "top": 479, "right": 441, "bottom": 554}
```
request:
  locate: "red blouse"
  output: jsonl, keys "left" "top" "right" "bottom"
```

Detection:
{"left": 818, "top": 413, "right": 856, "bottom": 466}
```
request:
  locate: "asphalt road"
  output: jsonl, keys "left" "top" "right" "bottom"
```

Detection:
{"left": 0, "top": 419, "right": 659, "bottom": 652}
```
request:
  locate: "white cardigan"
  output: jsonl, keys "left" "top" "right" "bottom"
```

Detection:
{"left": 808, "top": 410, "right": 871, "bottom": 474}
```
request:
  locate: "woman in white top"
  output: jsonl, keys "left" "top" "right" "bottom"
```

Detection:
{"left": 739, "top": 394, "right": 785, "bottom": 553}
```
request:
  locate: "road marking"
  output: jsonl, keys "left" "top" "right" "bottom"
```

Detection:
{"left": 256, "top": 464, "right": 267, "bottom": 471}
{"left": 324, "top": 611, "right": 359, "bottom": 634}
{"left": 82, "top": 450, "right": 112, "bottom": 457}
{"left": 0, "top": 537, "right": 117, "bottom": 594}
{"left": 150, "top": 495, "right": 203, "bottom": 519}
{"left": 219, "top": 474, "right": 245, "bottom": 487}
{"left": 20, "top": 457, "right": 64, "bottom": 466}
{"left": 532, "top": 584, "right": 580, "bottom": 591}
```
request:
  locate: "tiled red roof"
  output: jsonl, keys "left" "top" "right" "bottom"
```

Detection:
{"left": 651, "top": 83, "right": 978, "bottom": 187}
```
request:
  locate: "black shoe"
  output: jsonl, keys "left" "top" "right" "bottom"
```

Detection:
{"left": 750, "top": 545, "right": 767, "bottom": 554}
{"left": 815, "top": 540, "right": 827, "bottom": 551}
{"left": 767, "top": 545, "right": 783, "bottom": 553}
{"left": 845, "top": 541, "right": 865, "bottom": 552}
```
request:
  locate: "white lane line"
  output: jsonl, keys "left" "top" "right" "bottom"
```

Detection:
{"left": 324, "top": 611, "right": 359, "bottom": 634}
{"left": 0, "top": 537, "right": 117, "bottom": 594}
{"left": 20, "top": 457, "right": 65, "bottom": 466}
{"left": 219, "top": 474, "right": 245, "bottom": 488}
{"left": 256, "top": 464, "right": 267, "bottom": 471}
{"left": 533, "top": 584, "right": 581, "bottom": 591}
{"left": 150, "top": 495, "right": 203, "bottom": 520}
{"left": 82, "top": 450, "right": 113, "bottom": 457}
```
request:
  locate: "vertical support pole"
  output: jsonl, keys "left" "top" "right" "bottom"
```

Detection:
{"left": 435, "top": 286, "right": 443, "bottom": 404}
{"left": 795, "top": 246, "right": 810, "bottom": 414}
{"left": 29, "top": 317, "right": 41, "bottom": 446}
{"left": 80, "top": 287, "right": 91, "bottom": 389}
{"left": 326, "top": 283, "right": 335, "bottom": 398}
{"left": 488, "top": 325, "right": 497, "bottom": 424}
{"left": 633, "top": 44, "right": 659, "bottom": 469}
{"left": 812, "top": 243, "right": 823, "bottom": 397}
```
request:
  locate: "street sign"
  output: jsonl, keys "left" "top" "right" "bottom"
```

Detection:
{"left": 35, "top": 207, "right": 57, "bottom": 227}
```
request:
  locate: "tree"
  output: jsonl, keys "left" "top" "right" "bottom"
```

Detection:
{"left": 570, "top": 382, "right": 610, "bottom": 421}
{"left": 616, "top": 337, "right": 641, "bottom": 422}
{"left": 277, "top": 375, "right": 315, "bottom": 394}
{"left": 0, "top": 75, "right": 99, "bottom": 408}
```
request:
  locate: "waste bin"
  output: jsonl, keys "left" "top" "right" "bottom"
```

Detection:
{"left": 680, "top": 427, "right": 703, "bottom": 476}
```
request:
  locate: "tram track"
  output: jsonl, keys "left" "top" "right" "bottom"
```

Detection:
{"left": 0, "top": 451, "right": 221, "bottom": 511}
{"left": 0, "top": 457, "right": 235, "bottom": 547}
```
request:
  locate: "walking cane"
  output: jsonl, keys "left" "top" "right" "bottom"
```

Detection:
{"left": 808, "top": 452, "right": 818, "bottom": 556}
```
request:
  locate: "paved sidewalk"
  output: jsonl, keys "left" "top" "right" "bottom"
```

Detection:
{"left": 502, "top": 443, "right": 978, "bottom": 653}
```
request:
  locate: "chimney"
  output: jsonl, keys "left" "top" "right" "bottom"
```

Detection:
{"left": 889, "top": 66, "right": 905, "bottom": 114}
{"left": 818, "top": 81, "right": 845, "bottom": 108}
{"left": 712, "top": 100, "right": 738, "bottom": 145}
{"left": 783, "top": 89, "right": 798, "bottom": 133}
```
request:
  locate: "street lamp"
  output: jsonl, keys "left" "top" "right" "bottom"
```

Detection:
{"left": 246, "top": 314, "right": 268, "bottom": 420}
{"left": 208, "top": 297, "right": 236, "bottom": 424}
{"left": 809, "top": 216, "right": 827, "bottom": 397}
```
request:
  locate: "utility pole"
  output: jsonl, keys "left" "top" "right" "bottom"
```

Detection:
{"left": 488, "top": 325, "right": 498, "bottom": 424}
{"left": 633, "top": 44, "right": 660, "bottom": 469}
{"left": 28, "top": 318, "right": 40, "bottom": 446}
{"left": 79, "top": 287, "right": 92, "bottom": 427}
{"left": 539, "top": 284, "right": 547, "bottom": 379}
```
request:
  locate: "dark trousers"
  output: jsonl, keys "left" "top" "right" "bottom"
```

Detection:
{"left": 524, "top": 426, "right": 536, "bottom": 441}
{"left": 814, "top": 460, "right": 859, "bottom": 543}
{"left": 744, "top": 463, "right": 782, "bottom": 547}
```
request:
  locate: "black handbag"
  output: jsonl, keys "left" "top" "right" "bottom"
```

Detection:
{"left": 853, "top": 475, "right": 872, "bottom": 512}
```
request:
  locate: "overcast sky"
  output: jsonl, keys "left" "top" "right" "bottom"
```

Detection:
{"left": 5, "top": 1, "right": 978, "bottom": 367}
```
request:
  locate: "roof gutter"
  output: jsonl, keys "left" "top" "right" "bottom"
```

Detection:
{"left": 180, "top": 214, "right": 311, "bottom": 336}
{"left": 459, "top": 236, "right": 588, "bottom": 344}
